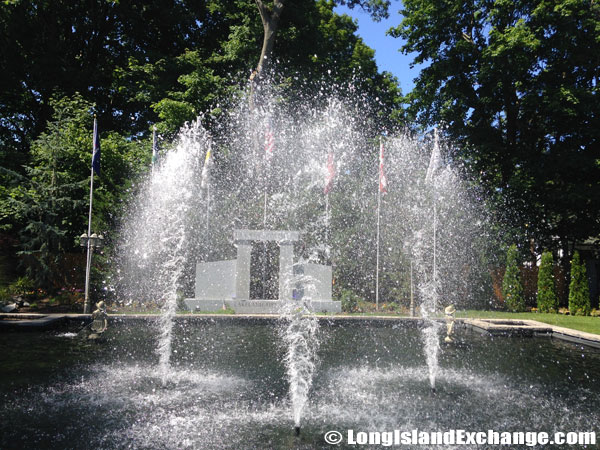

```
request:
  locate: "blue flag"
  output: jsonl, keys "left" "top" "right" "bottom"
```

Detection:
{"left": 92, "top": 118, "right": 101, "bottom": 176}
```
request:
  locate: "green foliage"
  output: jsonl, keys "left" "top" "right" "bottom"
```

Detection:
{"left": 502, "top": 244, "right": 525, "bottom": 312}
{"left": 338, "top": 288, "right": 361, "bottom": 312}
{"left": 337, "top": 0, "right": 390, "bottom": 21}
{"left": 1, "top": 95, "right": 92, "bottom": 289}
{"left": 1, "top": 95, "right": 148, "bottom": 291}
{"left": 53, "top": 289, "right": 83, "bottom": 306}
{"left": 0, "top": 0, "right": 211, "bottom": 143}
{"left": 149, "top": 0, "right": 406, "bottom": 135}
{"left": 568, "top": 251, "right": 591, "bottom": 316}
{"left": 0, "top": 286, "right": 10, "bottom": 302}
{"left": 393, "top": 0, "right": 600, "bottom": 252}
{"left": 8, "top": 276, "right": 36, "bottom": 297}
{"left": 537, "top": 250, "right": 558, "bottom": 313}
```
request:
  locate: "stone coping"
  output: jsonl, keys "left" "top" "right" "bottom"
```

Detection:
{"left": 0, "top": 314, "right": 71, "bottom": 330}
{"left": 464, "top": 318, "right": 554, "bottom": 334}
{"left": 464, "top": 318, "right": 600, "bottom": 349}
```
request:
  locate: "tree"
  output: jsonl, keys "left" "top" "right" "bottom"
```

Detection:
{"left": 251, "top": 0, "right": 390, "bottom": 78}
{"left": 1, "top": 95, "right": 93, "bottom": 289}
{"left": 0, "top": 0, "right": 208, "bottom": 167}
{"left": 392, "top": 0, "right": 600, "bottom": 259}
{"left": 0, "top": 95, "right": 148, "bottom": 290}
{"left": 568, "top": 250, "right": 591, "bottom": 316}
{"left": 502, "top": 244, "right": 525, "bottom": 312}
{"left": 153, "top": 0, "right": 405, "bottom": 135}
{"left": 537, "top": 250, "right": 558, "bottom": 312}
{"left": 1, "top": 0, "right": 405, "bottom": 141}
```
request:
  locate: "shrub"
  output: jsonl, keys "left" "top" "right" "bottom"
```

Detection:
{"left": 568, "top": 251, "right": 591, "bottom": 316}
{"left": 339, "top": 288, "right": 361, "bottom": 313}
{"left": 54, "top": 289, "right": 83, "bottom": 306}
{"left": 502, "top": 244, "right": 526, "bottom": 312}
{"left": 537, "top": 250, "right": 558, "bottom": 313}
{"left": 8, "top": 276, "right": 37, "bottom": 297}
{"left": 0, "top": 286, "right": 11, "bottom": 303}
{"left": 382, "top": 302, "right": 400, "bottom": 312}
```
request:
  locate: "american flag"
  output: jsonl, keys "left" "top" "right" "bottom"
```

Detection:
{"left": 264, "top": 121, "right": 274, "bottom": 161}
{"left": 379, "top": 137, "right": 388, "bottom": 194}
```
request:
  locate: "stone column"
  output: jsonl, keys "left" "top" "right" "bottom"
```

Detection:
{"left": 235, "top": 240, "right": 252, "bottom": 300}
{"left": 279, "top": 241, "right": 294, "bottom": 301}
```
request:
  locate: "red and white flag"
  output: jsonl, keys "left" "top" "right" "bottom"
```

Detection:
{"left": 264, "top": 121, "right": 274, "bottom": 162}
{"left": 324, "top": 152, "right": 335, "bottom": 195}
{"left": 379, "top": 137, "right": 388, "bottom": 194}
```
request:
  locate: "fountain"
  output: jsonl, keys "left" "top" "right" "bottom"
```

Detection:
{"left": 1, "top": 320, "right": 599, "bottom": 448}
{"left": 1, "top": 85, "right": 598, "bottom": 449}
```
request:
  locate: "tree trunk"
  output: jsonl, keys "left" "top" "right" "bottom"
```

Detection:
{"left": 250, "top": 0, "right": 285, "bottom": 95}
{"left": 256, "top": 0, "right": 284, "bottom": 75}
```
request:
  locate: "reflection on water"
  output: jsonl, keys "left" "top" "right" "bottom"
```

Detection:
{"left": 0, "top": 320, "right": 599, "bottom": 449}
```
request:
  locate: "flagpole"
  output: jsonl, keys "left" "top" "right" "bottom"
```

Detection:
{"left": 206, "top": 140, "right": 211, "bottom": 232}
{"left": 375, "top": 136, "right": 383, "bottom": 311}
{"left": 324, "top": 152, "right": 334, "bottom": 263}
{"left": 263, "top": 191, "right": 268, "bottom": 229}
{"left": 152, "top": 125, "right": 157, "bottom": 175}
{"left": 433, "top": 202, "right": 437, "bottom": 312}
{"left": 262, "top": 135, "right": 269, "bottom": 299}
{"left": 325, "top": 193, "right": 330, "bottom": 260}
{"left": 83, "top": 117, "right": 97, "bottom": 314}
{"left": 206, "top": 182, "right": 210, "bottom": 232}
{"left": 432, "top": 128, "right": 438, "bottom": 312}
{"left": 410, "top": 260, "right": 415, "bottom": 317}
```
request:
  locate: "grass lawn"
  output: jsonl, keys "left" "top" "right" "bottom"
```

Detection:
{"left": 458, "top": 310, "right": 600, "bottom": 335}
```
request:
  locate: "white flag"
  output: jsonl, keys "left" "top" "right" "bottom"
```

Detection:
{"left": 201, "top": 145, "right": 212, "bottom": 190}
{"left": 379, "top": 137, "right": 388, "bottom": 193}
{"left": 425, "top": 128, "right": 443, "bottom": 184}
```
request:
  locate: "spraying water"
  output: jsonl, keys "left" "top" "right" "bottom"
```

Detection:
{"left": 114, "top": 121, "right": 209, "bottom": 381}
{"left": 419, "top": 130, "right": 444, "bottom": 391}
{"left": 113, "top": 80, "right": 492, "bottom": 394}
{"left": 278, "top": 271, "right": 321, "bottom": 432}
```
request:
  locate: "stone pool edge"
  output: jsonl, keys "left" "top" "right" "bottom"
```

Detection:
{"left": 464, "top": 318, "right": 600, "bottom": 349}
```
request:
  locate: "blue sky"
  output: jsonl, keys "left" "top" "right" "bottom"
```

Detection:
{"left": 334, "top": 2, "right": 423, "bottom": 94}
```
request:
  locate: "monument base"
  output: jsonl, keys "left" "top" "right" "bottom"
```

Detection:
{"left": 183, "top": 298, "right": 341, "bottom": 314}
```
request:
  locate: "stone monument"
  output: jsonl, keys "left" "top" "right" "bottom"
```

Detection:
{"left": 184, "top": 229, "right": 341, "bottom": 313}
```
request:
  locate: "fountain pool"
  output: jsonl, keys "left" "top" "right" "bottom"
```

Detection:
{"left": 1, "top": 318, "right": 598, "bottom": 449}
